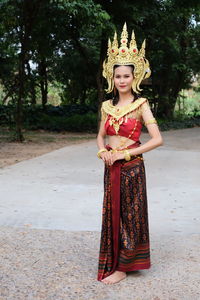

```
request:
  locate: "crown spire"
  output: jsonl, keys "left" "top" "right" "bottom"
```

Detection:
{"left": 112, "top": 32, "right": 118, "bottom": 48}
{"left": 130, "top": 31, "right": 138, "bottom": 51}
{"left": 107, "top": 38, "right": 111, "bottom": 55}
{"left": 120, "top": 22, "right": 128, "bottom": 47}
{"left": 139, "top": 39, "right": 146, "bottom": 57}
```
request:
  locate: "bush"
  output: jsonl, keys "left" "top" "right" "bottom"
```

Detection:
{"left": 24, "top": 112, "right": 98, "bottom": 132}
{"left": 0, "top": 104, "right": 98, "bottom": 132}
{"left": 1, "top": 103, "right": 200, "bottom": 133}
{"left": 157, "top": 117, "right": 200, "bottom": 131}
{"left": 0, "top": 104, "right": 15, "bottom": 125}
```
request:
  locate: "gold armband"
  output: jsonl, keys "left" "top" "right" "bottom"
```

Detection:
{"left": 124, "top": 149, "right": 131, "bottom": 161}
{"left": 145, "top": 118, "right": 157, "bottom": 126}
{"left": 97, "top": 148, "right": 107, "bottom": 159}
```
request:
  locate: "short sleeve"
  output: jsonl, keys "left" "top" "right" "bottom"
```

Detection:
{"left": 140, "top": 99, "right": 158, "bottom": 126}
{"left": 140, "top": 99, "right": 151, "bottom": 113}
{"left": 100, "top": 105, "right": 107, "bottom": 121}
{"left": 135, "top": 98, "right": 150, "bottom": 119}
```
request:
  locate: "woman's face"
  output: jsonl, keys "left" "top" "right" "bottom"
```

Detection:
{"left": 113, "top": 65, "right": 134, "bottom": 94}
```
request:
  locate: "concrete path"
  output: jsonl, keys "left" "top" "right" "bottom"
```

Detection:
{"left": 0, "top": 128, "right": 200, "bottom": 300}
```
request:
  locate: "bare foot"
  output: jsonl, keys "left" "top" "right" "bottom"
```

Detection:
{"left": 101, "top": 271, "right": 126, "bottom": 285}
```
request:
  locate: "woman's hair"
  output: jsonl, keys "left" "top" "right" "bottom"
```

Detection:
{"left": 112, "top": 65, "right": 140, "bottom": 106}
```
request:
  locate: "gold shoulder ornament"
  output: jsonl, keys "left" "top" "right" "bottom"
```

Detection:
{"left": 103, "top": 23, "right": 151, "bottom": 94}
{"left": 102, "top": 98, "right": 148, "bottom": 120}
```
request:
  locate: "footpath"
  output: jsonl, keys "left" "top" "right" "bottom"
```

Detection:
{"left": 0, "top": 128, "right": 200, "bottom": 300}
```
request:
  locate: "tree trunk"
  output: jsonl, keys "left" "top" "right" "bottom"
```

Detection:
{"left": 80, "top": 88, "right": 86, "bottom": 105}
{"left": 156, "top": 69, "right": 185, "bottom": 119}
{"left": 15, "top": 0, "right": 42, "bottom": 141}
{"left": 39, "top": 58, "right": 48, "bottom": 110}
{"left": 96, "top": 37, "right": 107, "bottom": 130}
{"left": 26, "top": 60, "right": 36, "bottom": 104}
{"left": 16, "top": 38, "right": 26, "bottom": 142}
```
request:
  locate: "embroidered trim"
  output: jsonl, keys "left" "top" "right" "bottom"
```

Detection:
{"left": 102, "top": 98, "right": 147, "bottom": 120}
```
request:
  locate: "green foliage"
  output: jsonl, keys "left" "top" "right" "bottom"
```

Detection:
{"left": 174, "top": 89, "right": 200, "bottom": 118}
{"left": 1, "top": 103, "right": 200, "bottom": 133}
{"left": 25, "top": 112, "right": 98, "bottom": 132}
{"left": 157, "top": 117, "right": 200, "bottom": 131}
{"left": 95, "top": 0, "right": 200, "bottom": 118}
{"left": 0, "top": 104, "right": 98, "bottom": 132}
{"left": 0, "top": 103, "right": 15, "bottom": 125}
{"left": 0, "top": 0, "right": 110, "bottom": 104}
{"left": 0, "top": 0, "right": 200, "bottom": 136}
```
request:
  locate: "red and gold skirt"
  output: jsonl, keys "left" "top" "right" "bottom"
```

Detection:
{"left": 97, "top": 141, "right": 151, "bottom": 281}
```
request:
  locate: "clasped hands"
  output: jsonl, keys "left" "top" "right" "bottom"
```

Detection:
{"left": 100, "top": 150, "right": 125, "bottom": 166}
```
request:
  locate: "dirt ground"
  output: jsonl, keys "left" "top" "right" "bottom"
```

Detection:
{"left": 0, "top": 126, "right": 199, "bottom": 168}
{"left": 0, "top": 127, "right": 96, "bottom": 168}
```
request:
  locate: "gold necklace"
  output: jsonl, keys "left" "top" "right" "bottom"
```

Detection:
{"left": 109, "top": 116, "right": 124, "bottom": 134}
{"left": 114, "top": 119, "right": 138, "bottom": 150}
{"left": 109, "top": 98, "right": 135, "bottom": 132}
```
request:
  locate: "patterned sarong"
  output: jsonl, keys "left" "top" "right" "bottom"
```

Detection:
{"left": 97, "top": 141, "right": 151, "bottom": 281}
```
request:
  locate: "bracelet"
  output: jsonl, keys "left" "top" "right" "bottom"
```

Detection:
{"left": 124, "top": 149, "right": 131, "bottom": 161}
{"left": 97, "top": 148, "right": 108, "bottom": 159}
{"left": 145, "top": 118, "right": 157, "bottom": 126}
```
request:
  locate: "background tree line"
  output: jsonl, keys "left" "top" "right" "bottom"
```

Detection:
{"left": 0, "top": 0, "right": 200, "bottom": 141}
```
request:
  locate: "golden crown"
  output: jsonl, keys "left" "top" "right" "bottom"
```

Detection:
{"left": 102, "top": 23, "right": 151, "bottom": 94}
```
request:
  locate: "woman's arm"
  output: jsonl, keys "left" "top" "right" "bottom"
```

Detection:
{"left": 97, "top": 119, "right": 107, "bottom": 150}
{"left": 96, "top": 118, "right": 113, "bottom": 165}
{"left": 128, "top": 103, "right": 163, "bottom": 156}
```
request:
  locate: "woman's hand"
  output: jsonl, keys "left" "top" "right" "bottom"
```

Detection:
{"left": 110, "top": 151, "right": 125, "bottom": 165}
{"left": 100, "top": 150, "right": 124, "bottom": 166}
{"left": 100, "top": 150, "right": 113, "bottom": 166}
{"left": 100, "top": 150, "right": 126, "bottom": 166}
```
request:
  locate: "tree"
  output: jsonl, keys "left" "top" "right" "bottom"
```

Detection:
{"left": 95, "top": 0, "right": 200, "bottom": 118}
{"left": 0, "top": 0, "right": 44, "bottom": 141}
{"left": 0, "top": 0, "right": 109, "bottom": 139}
{"left": 0, "top": 0, "right": 200, "bottom": 137}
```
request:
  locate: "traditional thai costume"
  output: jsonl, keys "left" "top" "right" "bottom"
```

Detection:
{"left": 97, "top": 23, "right": 156, "bottom": 281}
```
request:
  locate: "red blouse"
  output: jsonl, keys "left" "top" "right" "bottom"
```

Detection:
{"left": 105, "top": 115, "right": 143, "bottom": 142}
{"left": 101, "top": 98, "right": 149, "bottom": 142}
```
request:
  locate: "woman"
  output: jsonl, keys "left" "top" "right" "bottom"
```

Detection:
{"left": 96, "top": 23, "right": 163, "bottom": 285}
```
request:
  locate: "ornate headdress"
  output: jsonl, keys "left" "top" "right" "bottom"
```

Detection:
{"left": 103, "top": 23, "right": 151, "bottom": 94}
